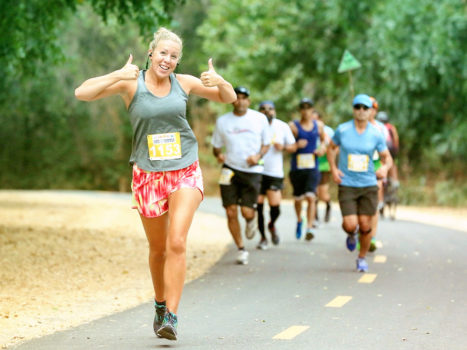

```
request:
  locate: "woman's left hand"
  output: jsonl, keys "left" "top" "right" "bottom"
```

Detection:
{"left": 200, "top": 58, "right": 224, "bottom": 87}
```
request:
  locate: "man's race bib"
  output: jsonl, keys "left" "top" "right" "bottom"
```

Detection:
{"left": 297, "top": 153, "right": 315, "bottom": 169}
{"left": 147, "top": 132, "right": 182, "bottom": 160}
{"left": 348, "top": 154, "right": 369, "bottom": 172}
{"left": 219, "top": 168, "right": 234, "bottom": 185}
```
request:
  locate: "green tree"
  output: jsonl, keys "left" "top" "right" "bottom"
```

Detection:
{"left": 0, "top": 0, "right": 184, "bottom": 97}
{"left": 198, "top": 0, "right": 467, "bottom": 172}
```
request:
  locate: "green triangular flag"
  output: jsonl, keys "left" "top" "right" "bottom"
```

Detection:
{"left": 338, "top": 50, "right": 362, "bottom": 73}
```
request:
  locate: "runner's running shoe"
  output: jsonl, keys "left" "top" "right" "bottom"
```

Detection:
{"left": 346, "top": 234, "right": 357, "bottom": 252}
{"left": 295, "top": 221, "right": 303, "bottom": 239}
{"left": 305, "top": 228, "right": 315, "bottom": 241}
{"left": 356, "top": 258, "right": 369, "bottom": 273}
{"left": 236, "top": 250, "right": 249, "bottom": 265}
{"left": 369, "top": 237, "right": 378, "bottom": 252}
{"left": 157, "top": 311, "right": 178, "bottom": 340}
{"left": 245, "top": 216, "right": 257, "bottom": 240}
{"left": 268, "top": 222, "right": 280, "bottom": 245}
{"left": 256, "top": 238, "right": 268, "bottom": 250}
{"left": 153, "top": 302, "right": 166, "bottom": 336}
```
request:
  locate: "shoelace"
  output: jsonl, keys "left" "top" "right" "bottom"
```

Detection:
{"left": 164, "top": 312, "right": 178, "bottom": 327}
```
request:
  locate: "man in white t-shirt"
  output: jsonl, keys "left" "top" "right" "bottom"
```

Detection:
{"left": 255, "top": 101, "right": 297, "bottom": 250}
{"left": 211, "top": 87, "right": 271, "bottom": 265}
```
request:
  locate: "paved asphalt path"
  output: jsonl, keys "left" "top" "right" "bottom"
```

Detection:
{"left": 13, "top": 195, "right": 467, "bottom": 350}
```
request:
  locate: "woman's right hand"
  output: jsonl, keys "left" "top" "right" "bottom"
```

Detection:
{"left": 118, "top": 54, "right": 140, "bottom": 80}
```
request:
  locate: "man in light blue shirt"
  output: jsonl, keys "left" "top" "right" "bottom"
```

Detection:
{"left": 327, "top": 94, "right": 392, "bottom": 272}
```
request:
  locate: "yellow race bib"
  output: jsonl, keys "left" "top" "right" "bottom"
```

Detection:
{"left": 348, "top": 154, "right": 369, "bottom": 172}
{"left": 219, "top": 168, "right": 234, "bottom": 185}
{"left": 297, "top": 153, "right": 315, "bottom": 169}
{"left": 147, "top": 132, "right": 182, "bottom": 160}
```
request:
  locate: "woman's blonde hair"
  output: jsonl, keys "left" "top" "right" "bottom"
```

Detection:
{"left": 148, "top": 27, "right": 183, "bottom": 61}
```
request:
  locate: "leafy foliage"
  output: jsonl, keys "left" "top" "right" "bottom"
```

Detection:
{"left": 198, "top": 0, "right": 467, "bottom": 166}
{"left": 0, "top": 0, "right": 184, "bottom": 97}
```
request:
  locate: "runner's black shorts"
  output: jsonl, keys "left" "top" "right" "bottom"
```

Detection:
{"left": 338, "top": 185, "right": 378, "bottom": 216}
{"left": 289, "top": 168, "right": 321, "bottom": 198}
{"left": 260, "top": 175, "right": 284, "bottom": 195}
{"left": 220, "top": 165, "right": 261, "bottom": 209}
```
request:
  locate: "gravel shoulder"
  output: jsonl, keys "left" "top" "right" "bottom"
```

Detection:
{"left": 0, "top": 190, "right": 465, "bottom": 348}
{"left": 0, "top": 190, "right": 230, "bottom": 349}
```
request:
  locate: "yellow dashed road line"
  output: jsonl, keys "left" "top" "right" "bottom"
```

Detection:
{"left": 273, "top": 325, "right": 310, "bottom": 340}
{"left": 325, "top": 296, "right": 352, "bottom": 308}
{"left": 374, "top": 255, "right": 387, "bottom": 263}
{"left": 358, "top": 273, "right": 377, "bottom": 283}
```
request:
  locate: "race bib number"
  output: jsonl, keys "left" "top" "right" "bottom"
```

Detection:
{"left": 348, "top": 154, "right": 369, "bottom": 172}
{"left": 297, "top": 153, "right": 315, "bottom": 169}
{"left": 147, "top": 132, "right": 182, "bottom": 160}
{"left": 219, "top": 168, "right": 234, "bottom": 185}
{"left": 271, "top": 132, "right": 277, "bottom": 144}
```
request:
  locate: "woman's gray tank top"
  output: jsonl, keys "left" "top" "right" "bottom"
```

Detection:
{"left": 128, "top": 71, "right": 198, "bottom": 172}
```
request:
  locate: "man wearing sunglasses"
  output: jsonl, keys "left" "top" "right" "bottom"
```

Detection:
{"left": 326, "top": 94, "right": 392, "bottom": 272}
{"left": 256, "top": 101, "right": 297, "bottom": 250}
{"left": 288, "top": 98, "right": 327, "bottom": 242}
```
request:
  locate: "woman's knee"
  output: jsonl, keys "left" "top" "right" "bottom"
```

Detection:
{"left": 167, "top": 236, "right": 187, "bottom": 255}
{"left": 149, "top": 246, "right": 166, "bottom": 262}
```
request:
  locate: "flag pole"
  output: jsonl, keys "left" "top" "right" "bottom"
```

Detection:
{"left": 348, "top": 70, "right": 355, "bottom": 98}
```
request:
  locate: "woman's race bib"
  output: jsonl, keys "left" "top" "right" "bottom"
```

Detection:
{"left": 348, "top": 154, "right": 369, "bottom": 172}
{"left": 147, "top": 132, "right": 182, "bottom": 160}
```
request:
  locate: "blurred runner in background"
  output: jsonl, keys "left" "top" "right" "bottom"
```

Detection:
{"left": 256, "top": 101, "right": 297, "bottom": 250}
{"left": 211, "top": 87, "right": 270, "bottom": 265}
{"left": 288, "top": 98, "right": 326, "bottom": 242}
{"left": 327, "top": 94, "right": 392, "bottom": 272}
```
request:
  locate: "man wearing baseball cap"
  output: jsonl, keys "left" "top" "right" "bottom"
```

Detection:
{"left": 326, "top": 94, "right": 392, "bottom": 272}
{"left": 288, "top": 98, "right": 327, "bottom": 242}
{"left": 211, "top": 87, "right": 271, "bottom": 265}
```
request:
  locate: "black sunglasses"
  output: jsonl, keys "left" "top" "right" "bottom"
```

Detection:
{"left": 353, "top": 104, "right": 369, "bottom": 111}
{"left": 260, "top": 107, "right": 274, "bottom": 111}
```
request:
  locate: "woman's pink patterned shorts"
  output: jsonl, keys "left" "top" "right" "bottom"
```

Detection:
{"left": 131, "top": 161, "right": 204, "bottom": 218}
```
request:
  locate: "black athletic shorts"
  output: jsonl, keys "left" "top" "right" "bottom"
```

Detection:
{"left": 289, "top": 168, "right": 321, "bottom": 198}
{"left": 338, "top": 185, "right": 378, "bottom": 216}
{"left": 260, "top": 175, "right": 284, "bottom": 195}
{"left": 220, "top": 165, "right": 261, "bottom": 208}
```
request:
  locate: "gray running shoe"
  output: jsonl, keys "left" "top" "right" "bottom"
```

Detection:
{"left": 245, "top": 216, "right": 257, "bottom": 239}
{"left": 157, "top": 311, "right": 178, "bottom": 340}
{"left": 268, "top": 222, "right": 280, "bottom": 245}
{"left": 153, "top": 303, "right": 166, "bottom": 336}
{"left": 256, "top": 238, "right": 268, "bottom": 250}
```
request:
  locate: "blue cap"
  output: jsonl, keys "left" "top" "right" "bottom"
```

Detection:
{"left": 259, "top": 100, "right": 275, "bottom": 109}
{"left": 352, "top": 94, "right": 372, "bottom": 108}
